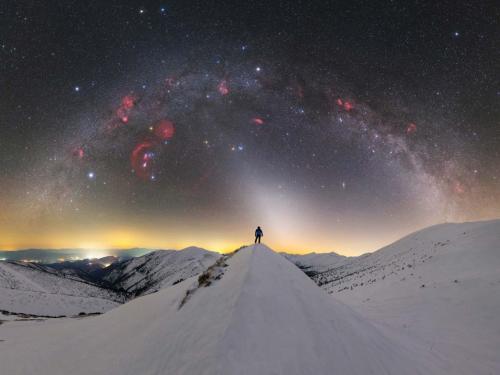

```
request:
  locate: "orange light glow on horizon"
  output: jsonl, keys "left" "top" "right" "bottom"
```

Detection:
{"left": 0, "top": 223, "right": 407, "bottom": 256}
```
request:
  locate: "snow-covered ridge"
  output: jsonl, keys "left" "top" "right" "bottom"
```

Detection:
{"left": 1, "top": 221, "right": 498, "bottom": 373}
{"left": 0, "top": 247, "right": 219, "bottom": 316}
{"left": 300, "top": 220, "right": 500, "bottom": 293}
{"left": 0, "top": 244, "right": 445, "bottom": 375}
{"left": 102, "top": 246, "right": 220, "bottom": 296}
{"left": 282, "top": 251, "right": 347, "bottom": 275}
{"left": 0, "top": 261, "right": 123, "bottom": 317}
{"left": 287, "top": 219, "right": 500, "bottom": 375}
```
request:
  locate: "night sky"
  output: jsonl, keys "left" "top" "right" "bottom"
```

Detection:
{"left": 0, "top": 1, "right": 499, "bottom": 254}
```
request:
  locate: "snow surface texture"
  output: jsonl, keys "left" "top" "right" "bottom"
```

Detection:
{"left": 0, "top": 261, "right": 122, "bottom": 317}
{"left": 282, "top": 251, "right": 347, "bottom": 275}
{"left": 289, "top": 219, "right": 500, "bottom": 375}
{"left": 0, "top": 244, "right": 447, "bottom": 375}
{"left": 102, "top": 247, "right": 220, "bottom": 296}
{"left": 0, "top": 247, "right": 219, "bottom": 316}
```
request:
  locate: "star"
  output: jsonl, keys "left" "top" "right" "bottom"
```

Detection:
{"left": 74, "top": 86, "right": 81, "bottom": 92}
{"left": 87, "top": 172, "right": 95, "bottom": 179}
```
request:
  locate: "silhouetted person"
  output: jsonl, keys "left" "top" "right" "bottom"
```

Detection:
{"left": 255, "top": 226, "right": 263, "bottom": 243}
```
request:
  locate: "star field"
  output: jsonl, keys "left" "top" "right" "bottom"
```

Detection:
{"left": 0, "top": 1, "right": 499, "bottom": 253}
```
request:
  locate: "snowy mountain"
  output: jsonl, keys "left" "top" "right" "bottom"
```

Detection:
{"left": 1, "top": 222, "right": 498, "bottom": 373}
{"left": 0, "top": 248, "right": 153, "bottom": 263}
{"left": 46, "top": 256, "right": 119, "bottom": 284}
{"left": 0, "top": 261, "right": 123, "bottom": 317}
{"left": 0, "top": 244, "right": 445, "bottom": 375}
{"left": 282, "top": 251, "right": 347, "bottom": 275}
{"left": 0, "top": 247, "right": 219, "bottom": 316}
{"left": 288, "top": 219, "right": 500, "bottom": 375}
{"left": 101, "top": 247, "right": 220, "bottom": 297}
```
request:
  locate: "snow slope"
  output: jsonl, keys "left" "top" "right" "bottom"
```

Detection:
{"left": 0, "top": 247, "right": 218, "bottom": 316}
{"left": 282, "top": 251, "right": 347, "bottom": 275}
{"left": 102, "top": 246, "right": 220, "bottom": 296}
{"left": 0, "top": 261, "right": 122, "bottom": 316}
{"left": 0, "top": 244, "right": 446, "bottom": 375}
{"left": 299, "top": 219, "right": 500, "bottom": 375}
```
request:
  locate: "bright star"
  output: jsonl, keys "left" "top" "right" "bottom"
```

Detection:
{"left": 87, "top": 172, "right": 95, "bottom": 179}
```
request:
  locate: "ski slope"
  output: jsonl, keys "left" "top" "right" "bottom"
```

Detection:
{"left": 0, "top": 244, "right": 445, "bottom": 375}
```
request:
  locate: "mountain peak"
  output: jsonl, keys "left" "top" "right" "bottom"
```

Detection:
{"left": 0, "top": 243, "right": 442, "bottom": 375}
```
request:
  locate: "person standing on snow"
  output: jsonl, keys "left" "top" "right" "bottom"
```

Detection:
{"left": 255, "top": 226, "right": 263, "bottom": 243}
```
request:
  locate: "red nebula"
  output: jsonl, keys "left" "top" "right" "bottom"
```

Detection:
{"left": 72, "top": 147, "right": 84, "bottom": 159}
{"left": 154, "top": 119, "right": 175, "bottom": 140}
{"left": 343, "top": 101, "right": 354, "bottom": 111}
{"left": 407, "top": 122, "right": 417, "bottom": 135}
{"left": 116, "top": 107, "right": 129, "bottom": 123}
{"left": 218, "top": 80, "right": 229, "bottom": 95}
{"left": 336, "top": 98, "right": 354, "bottom": 111}
{"left": 131, "top": 141, "right": 155, "bottom": 179}
{"left": 114, "top": 94, "right": 137, "bottom": 125}
{"left": 251, "top": 117, "right": 265, "bottom": 125}
{"left": 121, "top": 95, "right": 135, "bottom": 109}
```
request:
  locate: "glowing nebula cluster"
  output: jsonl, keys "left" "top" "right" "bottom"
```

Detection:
{"left": 131, "top": 119, "right": 175, "bottom": 180}
{"left": 115, "top": 95, "right": 136, "bottom": 126}
{"left": 44, "top": 56, "right": 481, "bottom": 226}
{"left": 27, "top": 50, "right": 490, "bottom": 235}
{"left": 4, "top": 0, "right": 496, "bottom": 253}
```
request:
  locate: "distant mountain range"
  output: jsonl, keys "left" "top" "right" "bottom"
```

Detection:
{"left": 1, "top": 244, "right": 445, "bottom": 375}
{"left": 0, "top": 248, "right": 157, "bottom": 263}
{"left": 1, "top": 220, "right": 499, "bottom": 374}
{"left": 0, "top": 247, "right": 220, "bottom": 316}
